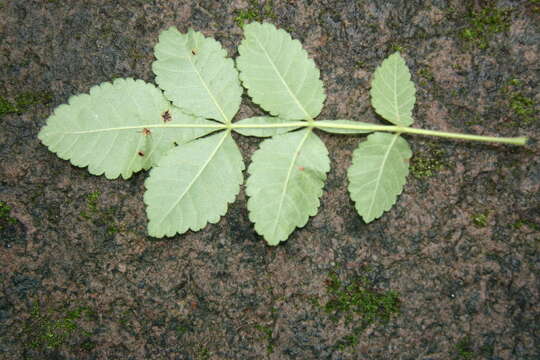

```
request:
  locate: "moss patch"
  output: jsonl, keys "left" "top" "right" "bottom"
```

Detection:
{"left": 417, "top": 67, "right": 434, "bottom": 87}
{"left": 0, "top": 91, "right": 53, "bottom": 117}
{"left": 234, "top": 0, "right": 276, "bottom": 28}
{"left": 320, "top": 268, "right": 400, "bottom": 350}
{"left": 512, "top": 219, "right": 539, "bottom": 231}
{"left": 453, "top": 336, "right": 475, "bottom": 359}
{"left": 501, "top": 79, "right": 537, "bottom": 125}
{"left": 80, "top": 191, "right": 121, "bottom": 235}
{"left": 254, "top": 324, "right": 274, "bottom": 354}
{"left": 0, "top": 200, "right": 17, "bottom": 230}
{"left": 460, "top": 5, "right": 511, "bottom": 49}
{"left": 23, "top": 301, "right": 96, "bottom": 351}
{"left": 410, "top": 143, "right": 447, "bottom": 178}
{"left": 0, "top": 96, "right": 18, "bottom": 116}
{"left": 471, "top": 212, "right": 488, "bottom": 228}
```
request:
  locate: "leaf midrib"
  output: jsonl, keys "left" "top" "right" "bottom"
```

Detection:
{"left": 156, "top": 131, "right": 229, "bottom": 227}
{"left": 186, "top": 46, "right": 230, "bottom": 124}
{"left": 251, "top": 31, "right": 312, "bottom": 121}
{"left": 393, "top": 57, "right": 400, "bottom": 123}
{"left": 270, "top": 129, "right": 311, "bottom": 240}
{"left": 366, "top": 133, "right": 399, "bottom": 219}
{"left": 51, "top": 123, "right": 225, "bottom": 135}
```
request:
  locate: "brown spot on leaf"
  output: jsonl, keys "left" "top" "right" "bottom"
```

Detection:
{"left": 162, "top": 110, "right": 172, "bottom": 123}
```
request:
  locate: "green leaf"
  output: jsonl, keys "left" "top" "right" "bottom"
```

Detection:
{"left": 38, "top": 78, "right": 217, "bottom": 180}
{"left": 233, "top": 116, "right": 299, "bottom": 137}
{"left": 144, "top": 132, "right": 244, "bottom": 238}
{"left": 153, "top": 27, "right": 242, "bottom": 123}
{"left": 246, "top": 129, "right": 330, "bottom": 245}
{"left": 348, "top": 132, "right": 412, "bottom": 223}
{"left": 316, "top": 120, "right": 374, "bottom": 134}
{"left": 370, "top": 52, "right": 416, "bottom": 126}
{"left": 237, "top": 22, "right": 325, "bottom": 120}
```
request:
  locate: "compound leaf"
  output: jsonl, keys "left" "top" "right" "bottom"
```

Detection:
{"left": 370, "top": 52, "right": 416, "bottom": 126}
{"left": 233, "top": 116, "right": 299, "bottom": 137}
{"left": 144, "top": 131, "right": 244, "bottom": 238}
{"left": 38, "top": 78, "right": 217, "bottom": 180}
{"left": 246, "top": 129, "right": 330, "bottom": 245}
{"left": 153, "top": 27, "right": 242, "bottom": 123}
{"left": 237, "top": 22, "right": 325, "bottom": 120}
{"left": 316, "top": 120, "right": 373, "bottom": 134}
{"left": 348, "top": 132, "right": 412, "bottom": 223}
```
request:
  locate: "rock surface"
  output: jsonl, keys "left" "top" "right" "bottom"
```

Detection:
{"left": 0, "top": 0, "right": 538, "bottom": 359}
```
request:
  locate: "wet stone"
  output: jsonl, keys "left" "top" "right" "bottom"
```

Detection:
{"left": 0, "top": 0, "right": 538, "bottom": 359}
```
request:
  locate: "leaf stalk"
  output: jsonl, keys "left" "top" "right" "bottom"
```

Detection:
{"left": 228, "top": 121, "right": 528, "bottom": 146}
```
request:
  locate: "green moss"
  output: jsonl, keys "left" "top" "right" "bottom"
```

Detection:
{"left": 501, "top": 79, "right": 537, "bottom": 125}
{"left": 410, "top": 143, "right": 446, "bottom": 178}
{"left": 234, "top": 0, "right": 276, "bottom": 28}
{"left": 15, "top": 91, "right": 53, "bottom": 112}
{"left": 80, "top": 191, "right": 101, "bottom": 219}
{"left": 417, "top": 67, "right": 434, "bottom": 82}
{"left": 80, "top": 191, "right": 122, "bottom": 235}
{"left": 175, "top": 324, "right": 189, "bottom": 336}
{"left": 0, "top": 200, "right": 17, "bottom": 230}
{"left": 0, "top": 96, "right": 17, "bottom": 116}
{"left": 460, "top": 6, "right": 511, "bottom": 49}
{"left": 471, "top": 212, "right": 488, "bottom": 227}
{"left": 512, "top": 219, "right": 540, "bottom": 231}
{"left": 454, "top": 336, "right": 475, "bottom": 359}
{"left": 510, "top": 93, "right": 535, "bottom": 120}
{"left": 23, "top": 301, "right": 95, "bottom": 350}
{"left": 0, "top": 91, "right": 52, "bottom": 117}
{"left": 195, "top": 345, "right": 211, "bottom": 360}
{"left": 390, "top": 43, "right": 405, "bottom": 52}
{"left": 531, "top": 0, "right": 540, "bottom": 14}
{"left": 321, "top": 269, "right": 400, "bottom": 349}
{"left": 254, "top": 324, "right": 274, "bottom": 354}
{"left": 417, "top": 67, "right": 435, "bottom": 88}
{"left": 80, "top": 339, "right": 97, "bottom": 351}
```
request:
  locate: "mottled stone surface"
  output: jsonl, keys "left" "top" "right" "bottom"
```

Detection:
{"left": 0, "top": 0, "right": 538, "bottom": 359}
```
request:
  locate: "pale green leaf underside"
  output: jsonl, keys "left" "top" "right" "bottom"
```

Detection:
{"left": 144, "top": 132, "right": 244, "bottom": 238}
{"left": 246, "top": 129, "right": 330, "bottom": 245}
{"left": 348, "top": 132, "right": 412, "bottom": 223}
{"left": 38, "top": 78, "right": 215, "bottom": 180}
{"left": 233, "top": 116, "right": 299, "bottom": 137}
{"left": 153, "top": 27, "right": 242, "bottom": 123}
{"left": 370, "top": 52, "right": 416, "bottom": 126}
{"left": 237, "top": 22, "right": 325, "bottom": 120}
{"left": 316, "top": 120, "right": 374, "bottom": 134}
